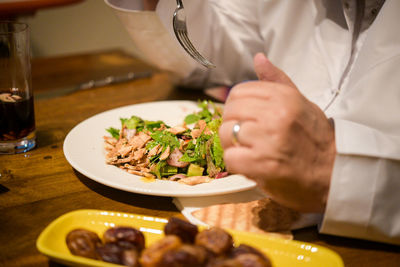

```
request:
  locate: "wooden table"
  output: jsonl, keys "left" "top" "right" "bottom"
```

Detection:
{"left": 0, "top": 50, "right": 399, "bottom": 266}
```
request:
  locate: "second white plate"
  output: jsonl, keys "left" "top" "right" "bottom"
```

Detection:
{"left": 63, "top": 100, "right": 256, "bottom": 197}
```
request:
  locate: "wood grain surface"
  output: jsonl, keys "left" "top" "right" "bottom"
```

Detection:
{"left": 0, "top": 50, "right": 398, "bottom": 266}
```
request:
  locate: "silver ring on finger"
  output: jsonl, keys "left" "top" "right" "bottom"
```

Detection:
{"left": 232, "top": 121, "right": 242, "bottom": 146}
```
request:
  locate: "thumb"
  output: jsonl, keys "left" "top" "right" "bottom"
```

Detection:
{"left": 254, "top": 52, "right": 296, "bottom": 87}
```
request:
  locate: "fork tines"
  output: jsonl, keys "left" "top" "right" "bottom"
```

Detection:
{"left": 175, "top": 29, "right": 216, "bottom": 68}
{"left": 173, "top": 2, "right": 216, "bottom": 69}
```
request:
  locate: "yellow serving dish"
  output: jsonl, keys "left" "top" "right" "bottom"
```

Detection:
{"left": 36, "top": 209, "right": 344, "bottom": 267}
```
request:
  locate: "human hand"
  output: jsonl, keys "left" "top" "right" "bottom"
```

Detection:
{"left": 219, "top": 53, "right": 336, "bottom": 212}
{"left": 143, "top": 0, "right": 159, "bottom": 10}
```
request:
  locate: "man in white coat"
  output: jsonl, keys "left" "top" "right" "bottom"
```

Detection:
{"left": 105, "top": 0, "right": 400, "bottom": 245}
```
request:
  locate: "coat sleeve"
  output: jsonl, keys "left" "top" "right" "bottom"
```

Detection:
{"left": 154, "top": 0, "right": 263, "bottom": 87}
{"left": 320, "top": 55, "right": 400, "bottom": 245}
{"left": 108, "top": 0, "right": 262, "bottom": 87}
{"left": 320, "top": 126, "right": 400, "bottom": 245}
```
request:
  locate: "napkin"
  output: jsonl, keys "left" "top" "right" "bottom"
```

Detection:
{"left": 173, "top": 187, "right": 323, "bottom": 238}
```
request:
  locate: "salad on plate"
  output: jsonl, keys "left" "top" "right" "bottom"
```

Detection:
{"left": 103, "top": 101, "right": 227, "bottom": 185}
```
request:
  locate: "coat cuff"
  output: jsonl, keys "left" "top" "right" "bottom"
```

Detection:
{"left": 320, "top": 119, "right": 400, "bottom": 244}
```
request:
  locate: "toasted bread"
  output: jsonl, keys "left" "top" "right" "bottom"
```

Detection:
{"left": 191, "top": 198, "right": 298, "bottom": 240}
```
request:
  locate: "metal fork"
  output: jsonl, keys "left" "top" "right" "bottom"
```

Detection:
{"left": 173, "top": 0, "right": 216, "bottom": 68}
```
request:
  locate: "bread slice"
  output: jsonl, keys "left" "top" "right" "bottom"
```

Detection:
{"left": 191, "top": 198, "right": 299, "bottom": 240}
{"left": 252, "top": 198, "right": 300, "bottom": 232}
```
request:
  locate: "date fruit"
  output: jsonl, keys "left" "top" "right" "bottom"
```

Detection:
{"left": 66, "top": 229, "right": 102, "bottom": 259}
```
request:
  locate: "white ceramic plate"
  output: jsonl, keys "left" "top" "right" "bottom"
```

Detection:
{"left": 63, "top": 100, "right": 256, "bottom": 197}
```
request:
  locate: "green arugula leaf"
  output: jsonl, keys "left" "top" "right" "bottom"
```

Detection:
{"left": 180, "top": 134, "right": 210, "bottom": 167}
{"left": 120, "top": 115, "right": 143, "bottom": 130}
{"left": 106, "top": 127, "right": 120, "bottom": 139}
{"left": 184, "top": 114, "right": 200, "bottom": 125}
{"left": 207, "top": 118, "right": 222, "bottom": 132}
{"left": 151, "top": 160, "right": 178, "bottom": 178}
{"left": 151, "top": 130, "right": 180, "bottom": 149}
{"left": 144, "top": 120, "right": 164, "bottom": 132}
{"left": 212, "top": 133, "right": 224, "bottom": 169}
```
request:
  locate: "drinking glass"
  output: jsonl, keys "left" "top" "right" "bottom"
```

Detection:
{"left": 0, "top": 21, "right": 36, "bottom": 154}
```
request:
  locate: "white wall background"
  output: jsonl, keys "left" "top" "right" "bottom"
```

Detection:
{"left": 21, "top": 0, "right": 138, "bottom": 58}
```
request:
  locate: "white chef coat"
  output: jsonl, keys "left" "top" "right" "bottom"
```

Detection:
{"left": 106, "top": 0, "right": 400, "bottom": 245}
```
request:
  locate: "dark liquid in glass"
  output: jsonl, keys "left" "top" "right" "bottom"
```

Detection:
{"left": 0, "top": 95, "right": 35, "bottom": 141}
